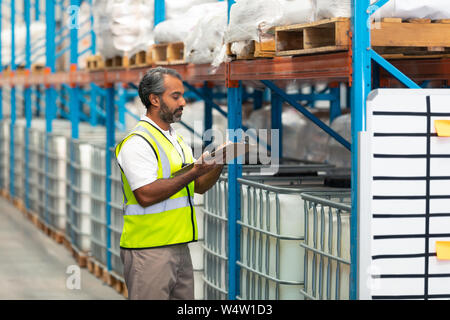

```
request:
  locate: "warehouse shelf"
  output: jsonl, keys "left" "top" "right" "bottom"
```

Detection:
{"left": 0, "top": 0, "right": 448, "bottom": 301}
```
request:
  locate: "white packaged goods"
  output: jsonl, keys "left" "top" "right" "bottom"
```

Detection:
{"left": 93, "top": 0, "right": 154, "bottom": 58}
{"left": 245, "top": 105, "right": 329, "bottom": 163}
{"left": 226, "top": 0, "right": 315, "bottom": 43}
{"left": 165, "top": 0, "right": 217, "bottom": 20}
{"left": 154, "top": 2, "right": 224, "bottom": 44}
{"left": 317, "top": 0, "right": 450, "bottom": 20}
{"left": 1, "top": 21, "right": 46, "bottom": 66}
{"left": 305, "top": 204, "right": 351, "bottom": 300}
{"left": 315, "top": 0, "right": 352, "bottom": 19}
{"left": 185, "top": 3, "right": 228, "bottom": 64}
{"left": 375, "top": 0, "right": 450, "bottom": 20}
{"left": 326, "top": 113, "right": 351, "bottom": 168}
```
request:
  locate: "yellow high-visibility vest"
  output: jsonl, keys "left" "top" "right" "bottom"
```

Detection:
{"left": 115, "top": 120, "right": 197, "bottom": 249}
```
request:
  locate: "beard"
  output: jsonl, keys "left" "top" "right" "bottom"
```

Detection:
{"left": 158, "top": 99, "right": 183, "bottom": 123}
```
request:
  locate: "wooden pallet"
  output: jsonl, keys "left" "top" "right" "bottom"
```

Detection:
{"left": 153, "top": 42, "right": 186, "bottom": 65}
{"left": 105, "top": 55, "right": 129, "bottom": 70}
{"left": 276, "top": 17, "right": 351, "bottom": 57}
{"left": 227, "top": 39, "right": 276, "bottom": 60}
{"left": 129, "top": 48, "right": 153, "bottom": 68}
{"left": 86, "top": 257, "right": 128, "bottom": 298}
{"left": 31, "top": 63, "right": 45, "bottom": 74}
{"left": 68, "top": 244, "right": 88, "bottom": 268}
{"left": 373, "top": 18, "right": 450, "bottom": 58}
{"left": 12, "top": 198, "right": 26, "bottom": 213}
{"left": 86, "top": 55, "right": 105, "bottom": 71}
{"left": 0, "top": 188, "right": 8, "bottom": 198}
{"left": 276, "top": 17, "right": 450, "bottom": 58}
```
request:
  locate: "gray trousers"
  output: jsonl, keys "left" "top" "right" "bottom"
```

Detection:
{"left": 120, "top": 243, "right": 194, "bottom": 300}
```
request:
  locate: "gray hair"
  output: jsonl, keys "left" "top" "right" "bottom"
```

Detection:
{"left": 138, "top": 67, "right": 183, "bottom": 109}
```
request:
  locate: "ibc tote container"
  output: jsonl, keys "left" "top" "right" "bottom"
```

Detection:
{"left": 237, "top": 175, "right": 348, "bottom": 300}
{"left": 0, "top": 119, "right": 10, "bottom": 190}
{"left": 46, "top": 133, "right": 68, "bottom": 230}
{"left": 202, "top": 162, "right": 337, "bottom": 300}
{"left": 110, "top": 146, "right": 124, "bottom": 277}
{"left": 300, "top": 192, "right": 351, "bottom": 300}
{"left": 13, "top": 122, "right": 25, "bottom": 201}
{"left": 66, "top": 141, "right": 95, "bottom": 252}
{"left": 90, "top": 143, "right": 108, "bottom": 265}
{"left": 27, "top": 128, "right": 42, "bottom": 213}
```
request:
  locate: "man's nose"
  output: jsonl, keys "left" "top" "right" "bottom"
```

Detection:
{"left": 179, "top": 96, "right": 186, "bottom": 107}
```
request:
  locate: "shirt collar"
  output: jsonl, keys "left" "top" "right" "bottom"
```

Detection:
{"left": 141, "top": 115, "right": 173, "bottom": 134}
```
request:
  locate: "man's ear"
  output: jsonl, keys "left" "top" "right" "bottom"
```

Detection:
{"left": 149, "top": 94, "right": 160, "bottom": 108}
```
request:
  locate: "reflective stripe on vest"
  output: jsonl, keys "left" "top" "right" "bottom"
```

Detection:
{"left": 115, "top": 120, "right": 197, "bottom": 249}
{"left": 125, "top": 195, "right": 193, "bottom": 216}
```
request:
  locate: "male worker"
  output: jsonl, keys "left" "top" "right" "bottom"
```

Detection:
{"left": 115, "top": 67, "right": 224, "bottom": 300}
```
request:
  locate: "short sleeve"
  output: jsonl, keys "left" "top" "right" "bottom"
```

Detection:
{"left": 116, "top": 135, "right": 158, "bottom": 191}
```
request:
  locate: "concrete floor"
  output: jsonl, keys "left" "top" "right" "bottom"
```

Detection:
{"left": 0, "top": 196, "right": 125, "bottom": 300}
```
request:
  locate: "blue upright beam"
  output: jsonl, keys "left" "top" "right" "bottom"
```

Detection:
{"left": 227, "top": 82, "right": 242, "bottom": 300}
{"left": 89, "top": 0, "right": 96, "bottom": 54}
{"left": 253, "top": 90, "right": 263, "bottom": 110}
{"left": 35, "top": 0, "right": 41, "bottom": 20}
{"left": 105, "top": 84, "right": 116, "bottom": 272}
{"left": 117, "top": 84, "right": 126, "bottom": 131}
{"left": 202, "top": 83, "right": 213, "bottom": 133}
{"left": 270, "top": 92, "right": 283, "bottom": 159}
{"left": 45, "top": 0, "right": 56, "bottom": 225}
{"left": 70, "top": 0, "right": 80, "bottom": 139}
{"left": 90, "top": 84, "right": 98, "bottom": 126}
{"left": 24, "top": 0, "right": 32, "bottom": 210}
{"left": 154, "top": 0, "right": 165, "bottom": 27}
{"left": 351, "top": 0, "right": 372, "bottom": 300}
{"left": 9, "top": 0, "right": 16, "bottom": 197}
{"left": 0, "top": 1, "right": 2, "bottom": 121}
{"left": 227, "top": 0, "right": 235, "bottom": 23}
{"left": 329, "top": 85, "right": 342, "bottom": 123}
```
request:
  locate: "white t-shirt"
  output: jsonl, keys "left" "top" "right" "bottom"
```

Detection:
{"left": 117, "top": 116, "right": 193, "bottom": 191}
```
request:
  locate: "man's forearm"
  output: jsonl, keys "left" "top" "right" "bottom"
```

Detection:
{"left": 195, "top": 165, "right": 224, "bottom": 194}
{"left": 133, "top": 169, "right": 199, "bottom": 207}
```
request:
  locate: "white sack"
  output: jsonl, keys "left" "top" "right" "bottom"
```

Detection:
{"left": 93, "top": 0, "right": 154, "bottom": 58}
{"left": 154, "top": 2, "right": 223, "bottom": 44}
{"left": 165, "top": 0, "right": 217, "bottom": 19}
{"left": 185, "top": 3, "right": 228, "bottom": 64}
{"left": 325, "top": 113, "right": 351, "bottom": 168}
{"left": 315, "top": 0, "right": 352, "bottom": 19}
{"left": 317, "top": 0, "right": 450, "bottom": 20}
{"left": 376, "top": 0, "right": 450, "bottom": 20}
{"left": 226, "top": 0, "right": 315, "bottom": 43}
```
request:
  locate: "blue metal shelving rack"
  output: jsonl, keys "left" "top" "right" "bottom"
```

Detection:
{"left": 0, "top": 0, "right": 436, "bottom": 300}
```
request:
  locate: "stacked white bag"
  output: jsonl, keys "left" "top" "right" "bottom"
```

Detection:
{"left": 184, "top": 3, "right": 228, "bottom": 65}
{"left": 153, "top": 1, "right": 220, "bottom": 44}
{"left": 1, "top": 21, "right": 46, "bottom": 66}
{"left": 375, "top": 0, "right": 450, "bottom": 20}
{"left": 316, "top": 0, "right": 450, "bottom": 20}
{"left": 222, "top": 0, "right": 315, "bottom": 64}
{"left": 226, "top": 0, "right": 315, "bottom": 43}
{"left": 93, "top": 0, "right": 154, "bottom": 59}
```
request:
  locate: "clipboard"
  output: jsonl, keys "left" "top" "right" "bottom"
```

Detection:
{"left": 172, "top": 142, "right": 251, "bottom": 177}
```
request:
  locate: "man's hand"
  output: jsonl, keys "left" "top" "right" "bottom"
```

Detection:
{"left": 193, "top": 150, "right": 225, "bottom": 195}
{"left": 192, "top": 151, "right": 220, "bottom": 178}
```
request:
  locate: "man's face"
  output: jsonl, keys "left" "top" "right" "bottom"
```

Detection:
{"left": 157, "top": 75, "right": 186, "bottom": 124}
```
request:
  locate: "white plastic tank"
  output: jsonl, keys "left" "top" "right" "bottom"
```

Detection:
{"left": 303, "top": 192, "right": 351, "bottom": 300}
{"left": 239, "top": 175, "right": 347, "bottom": 300}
